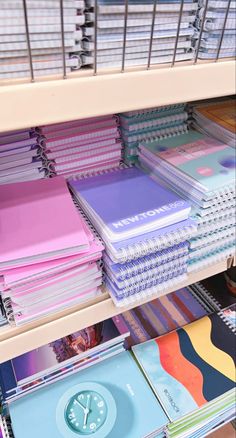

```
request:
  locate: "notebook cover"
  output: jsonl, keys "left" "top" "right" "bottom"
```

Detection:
{"left": 9, "top": 351, "right": 168, "bottom": 438}
{"left": 195, "top": 101, "right": 236, "bottom": 134}
{"left": 132, "top": 309, "right": 236, "bottom": 421}
{"left": 121, "top": 286, "right": 209, "bottom": 346}
{"left": 140, "top": 130, "right": 236, "bottom": 192}
{"left": 69, "top": 167, "right": 190, "bottom": 239}
{"left": 0, "top": 177, "right": 89, "bottom": 268}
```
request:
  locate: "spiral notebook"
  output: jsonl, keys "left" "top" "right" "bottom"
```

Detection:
{"left": 0, "top": 416, "right": 12, "bottom": 438}
{"left": 132, "top": 304, "right": 236, "bottom": 422}
{"left": 69, "top": 166, "right": 191, "bottom": 242}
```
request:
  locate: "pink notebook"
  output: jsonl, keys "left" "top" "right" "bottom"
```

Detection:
{"left": 0, "top": 177, "right": 89, "bottom": 270}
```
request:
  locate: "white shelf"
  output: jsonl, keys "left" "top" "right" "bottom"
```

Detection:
{"left": 0, "top": 258, "right": 232, "bottom": 363}
{"left": 0, "top": 60, "right": 235, "bottom": 133}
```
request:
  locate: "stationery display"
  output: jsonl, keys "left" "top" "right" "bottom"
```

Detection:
{"left": 0, "top": 177, "right": 104, "bottom": 325}
{"left": 133, "top": 303, "right": 236, "bottom": 438}
{"left": 82, "top": 0, "right": 197, "bottom": 70}
{"left": 0, "top": 317, "right": 129, "bottom": 403}
{"left": 0, "top": 0, "right": 85, "bottom": 80}
{"left": 192, "top": 99, "right": 236, "bottom": 148}
{"left": 196, "top": 0, "right": 236, "bottom": 60}
{"left": 8, "top": 351, "right": 169, "bottom": 438}
{"left": 0, "top": 128, "right": 46, "bottom": 185}
{"left": 119, "top": 103, "right": 189, "bottom": 163}
{"left": 0, "top": 416, "right": 12, "bottom": 438}
{"left": 39, "top": 115, "right": 122, "bottom": 178}
{"left": 138, "top": 129, "right": 236, "bottom": 270}
{"left": 118, "top": 283, "right": 217, "bottom": 347}
{"left": 69, "top": 166, "right": 197, "bottom": 306}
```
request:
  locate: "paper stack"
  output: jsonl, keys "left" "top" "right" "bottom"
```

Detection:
{"left": 0, "top": 316, "right": 129, "bottom": 402}
{"left": 0, "top": 0, "right": 85, "bottom": 80}
{"left": 39, "top": 115, "right": 122, "bottom": 178}
{"left": 138, "top": 129, "right": 236, "bottom": 271}
{"left": 82, "top": 0, "right": 197, "bottom": 69}
{"left": 133, "top": 304, "right": 236, "bottom": 438}
{"left": 69, "top": 166, "right": 197, "bottom": 307}
{"left": 0, "top": 128, "right": 46, "bottom": 185}
{"left": 0, "top": 177, "right": 104, "bottom": 326}
{"left": 119, "top": 103, "right": 189, "bottom": 163}
{"left": 192, "top": 99, "right": 236, "bottom": 148}
{"left": 196, "top": 0, "right": 236, "bottom": 59}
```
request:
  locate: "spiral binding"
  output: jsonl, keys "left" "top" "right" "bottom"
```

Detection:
{"left": 2, "top": 297, "right": 15, "bottom": 325}
{"left": 113, "top": 222, "right": 196, "bottom": 264}
{"left": 108, "top": 272, "right": 187, "bottom": 307}
{"left": 218, "top": 309, "right": 236, "bottom": 334}
{"left": 188, "top": 245, "right": 235, "bottom": 272}
{"left": 121, "top": 112, "right": 188, "bottom": 133}
{"left": 71, "top": 197, "right": 104, "bottom": 250}
{"left": 191, "top": 224, "right": 236, "bottom": 248}
{"left": 189, "top": 236, "right": 235, "bottom": 261}
{"left": 196, "top": 207, "right": 235, "bottom": 227}
{"left": 107, "top": 255, "right": 188, "bottom": 289}
{"left": 190, "top": 282, "right": 222, "bottom": 311}
{"left": 120, "top": 103, "right": 186, "bottom": 119}
{"left": 105, "top": 242, "right": 189, "bottom": 280}
{"left": 124, "top": 122, "right": 188, "bottom": 145}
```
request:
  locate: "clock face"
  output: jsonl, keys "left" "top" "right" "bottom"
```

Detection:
{"left": 65, "top": 390, "right": 107, "bottom": 435}
{"left": 56, "top": 382, "right": 117, "bottom": 438}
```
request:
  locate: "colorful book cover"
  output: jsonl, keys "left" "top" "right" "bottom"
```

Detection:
{"left": 69, "top": 167, "right": 190, "bottom": 241}
{"left": 120, "top": 287, "right": 209, "bottom": 346}
{"left": 196, "top": 101, "right": 236, "bottom": 134}
{"left": 9, "top": 351, "right": 169, "bottom": 438}
{"left": 141, "top": 130, "right": 235, "bottom": 192}
{"left": 132, "top": 308, "right": 236, "bottom": 421}
{"left": 0, "top": 317, "right": 129, "bottom": 395}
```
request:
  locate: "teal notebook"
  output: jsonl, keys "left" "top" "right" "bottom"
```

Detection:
{"left": 139, "top": 130, "right": 236, "bottom": 195}
{"left": 9, "top": 351, "right": 168, "bottom": 438}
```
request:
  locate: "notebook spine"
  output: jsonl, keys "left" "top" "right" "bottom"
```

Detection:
{"left": 120, "top": 103, "right": 186, "bottom": 119}
{"left": 189, "top": 282, "right": 222, "bottom": 311}
{"left": 71, "top": 197, "right": 104, "bottom": 250}
{"left": 116, "top": 222, "right": 197, "bottom": 263}
{"left": 113, "top": 243, "right": 189, "bottom": 280}
{"left": 189, "top": 237, "right": 235, "bottom": 261}
{"left": 196, "top": 207, "right": 235, "bottom": 227}
{"left": 188, "top": 246, "right": 235, "bottom": 273}
{"left": 69, "top": 162, "right": 131, "bottom": 181}
{"left": 123, "top": 122, "right": 189, "bottom": 145}
{"left": 191, "top": 224, "right": 236, "bottom": 248}
{"left": 218, "top": 310, "right": 236, "bottom": 334}
{"left": 121, "top": 112, "right": 188, "bottom": 133}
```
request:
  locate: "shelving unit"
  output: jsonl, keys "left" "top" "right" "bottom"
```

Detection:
{"left": 0, "top": 257, "right": 233, "bottom": 363}
{"left": 0, "top": 60, "right": 235, "bottom": 132}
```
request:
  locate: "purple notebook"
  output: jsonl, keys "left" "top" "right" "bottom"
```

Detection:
{"left": 69, "top": 167, "right": 190, "bottom": 241}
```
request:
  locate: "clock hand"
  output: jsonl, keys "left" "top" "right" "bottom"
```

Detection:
{"left": 83, "top": 395, "right": 91, "bottom": 427}
{"left": 74, "top": 399, "right": 86, "bottom": 413}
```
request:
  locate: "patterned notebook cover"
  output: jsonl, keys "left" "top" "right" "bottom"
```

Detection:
{"left": 133, "top": 306, "right": 236, "bottom": 421}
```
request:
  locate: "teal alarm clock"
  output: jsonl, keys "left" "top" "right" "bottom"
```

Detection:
{"left": 56, "top": 382, "right": 117, "bottom": 438}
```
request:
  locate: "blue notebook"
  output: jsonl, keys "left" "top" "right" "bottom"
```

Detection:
{"left": 69, "top": 167, "right": 190, "bottom": 243}
{"left": 9, "top": 351, "right": 169, "bottom": 438}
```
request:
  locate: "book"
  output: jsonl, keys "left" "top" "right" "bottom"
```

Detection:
{"left": 69, "top": 166, "right": 191, "bottom": 242}
{"left": 9, "top": 351, "right": 169, "bottom": 438}
{"left": 132, "top": 306, "right": 235, "bottom": 423}
{"left": 0, "top": 317, "right": 129, "bottom": 401}
{"left": 139, "top": 130, "right": 236, "bottom": 199}
{"left": 0, "top": 177, "right": 89, "bottom": 270}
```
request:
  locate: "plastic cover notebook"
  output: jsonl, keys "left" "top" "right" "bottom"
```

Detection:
{"left": 0, "top": 177, "right": 89, "bottom": 270}
{"left": 69, "top": 167, "right": 191, "bottom": 242}
{"left": 132, "top": 305, "right": 236, "bottom": 421}
{"left": 9, "top": 351, "right": 169, "bottom": 438}
{"left": 139, "top": 130, "right": 236, "bottom": 198}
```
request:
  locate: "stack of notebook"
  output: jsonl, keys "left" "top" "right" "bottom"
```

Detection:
{"left": 192, "top": 99, "right": 236, "bottom": 148}
{"left": 138, "top": 129, "right": 236, "bottom": 271}
{"left": 0, "top": 316, "right": 129, "bottom": 403}
{"left": 133, "top": 303, "right": 236, "bottom": 438}
{"left": 0, "top": 177, "right": 104, "bottom": 326}
{"left": 196, "top": 0, "right": 236, "bottom": 59}
{"left": 39, "top": 115, "right": 122, "bottom": 178}
{"left": 0, "top": 0, "right": 85, "bottom": 80}
{"left": 119, "top": 103, "right": 189, "bottom": 163}
{"left": 82, "top": 0, "right": 197, "bottom": 69}
{"left": 0, "top": 128, "right": 46, "bottom": 185}
{"left": 69, "top": 166, "right": 197, "bottom": 307}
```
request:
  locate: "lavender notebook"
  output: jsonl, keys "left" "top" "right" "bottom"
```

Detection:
{"left": 69, "top": 167, "right": 190, "bottom": 242}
